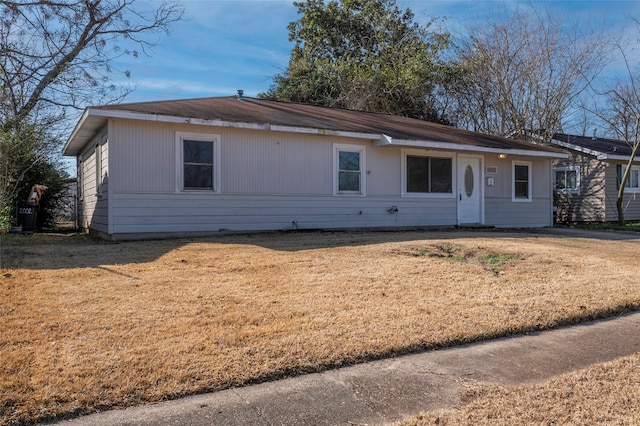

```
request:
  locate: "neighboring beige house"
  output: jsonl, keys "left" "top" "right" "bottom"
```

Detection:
{"left": 62, "top": 96, "right": 566, "bottom": 240}
{"left": 550, "top": 133, "right": 640, "bottom": 223}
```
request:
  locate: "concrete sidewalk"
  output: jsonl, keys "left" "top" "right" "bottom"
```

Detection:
{"left": 56, "top": 312, "right": 640, "bottom": 426}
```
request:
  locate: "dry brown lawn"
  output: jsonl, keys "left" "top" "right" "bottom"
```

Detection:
{"left": 1, "top": 229, "right": 639, "bottom": 425}
{"left": 396, "top": 352, "right": 640, "bottom": 425}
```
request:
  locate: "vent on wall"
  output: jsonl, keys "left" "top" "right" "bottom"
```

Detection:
{"left": 486, "top": 166, "right": 498, "bottom": 174}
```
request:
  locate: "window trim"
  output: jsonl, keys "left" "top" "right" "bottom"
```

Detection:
{"left": 621, "top": 164, "right": 640, "bottom": 193}
{"left": 95, "top": 133, "right": 107, "bottom": 197}
{"left": 512, "top": 160, "right": 532, "bottom": 202}
{"left": 553, "top": 166, "right": 580, "bottom": 194}
{"left": 401, "top": 149, "right": 455, "bottom": 198}
{"left": 175, "top": 132, "right": 221, "bottom": 193}
{"left": 333, "top": 143, "right": 366, "bottom": 196}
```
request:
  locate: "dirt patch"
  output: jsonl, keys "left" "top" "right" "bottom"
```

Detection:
{"left": 396, "top": 242, "right": 521, "bottom": 275}
{"left": 1, "top": 230, "right": 639, "bottom": 424}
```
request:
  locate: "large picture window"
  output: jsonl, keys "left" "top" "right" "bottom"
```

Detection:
{"left": 176, "top": 132, "right": 221, "bottom": 192}
{"left": 512, "top": 161, "right": 532, "bottom": 202}
{"left": 334, "top": 144, "right": 365, "bottom": 195}
{"left": 401, "top": 150, "right": 454, "bottom": 197}
{"left": 406, "top": 155, "right": 452, "bottom": 194}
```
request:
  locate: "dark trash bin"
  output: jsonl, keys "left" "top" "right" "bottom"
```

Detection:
{"left": 17, "top": 201, "right": 39, "bottom": 233}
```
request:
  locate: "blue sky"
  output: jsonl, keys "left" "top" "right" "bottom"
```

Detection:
{"left": 114, "top": 0, "right": 640, "bottom": 103}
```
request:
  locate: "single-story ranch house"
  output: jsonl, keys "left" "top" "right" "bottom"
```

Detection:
{"left": 62, "top": 95, "right": 566, "bottom": 240}
{"left": 550, "top": 132, "right": 640, "bottom": 222}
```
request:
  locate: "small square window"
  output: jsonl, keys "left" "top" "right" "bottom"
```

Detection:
{"left": 553, "top": 167, "right": 579, "bottom": 193}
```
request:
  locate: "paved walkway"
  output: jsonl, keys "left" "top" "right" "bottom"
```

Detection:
{"left": 57, "top": 311, "right": 640, "bottom": 426}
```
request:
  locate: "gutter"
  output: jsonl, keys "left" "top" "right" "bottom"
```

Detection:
{"left": 379, "top": 135, "right": 568, "bottom": 159}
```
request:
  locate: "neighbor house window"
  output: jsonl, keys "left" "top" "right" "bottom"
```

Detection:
{"left": 334, "top": 144, "right": 365, "bottom": 195}
{"left": 403, "top": 152, "right": 453, "bottom": 196}
{"left": 553, "top": 166, "right": 579, "bottom": 193}
{"left": 512, "top": 161, "right": 532, "bottom": 202}
{"left": 176, "top": 132, "right": 221, "bottom": 192}
{"left": 618, "top": 165, "right": 640, "bottom": 192}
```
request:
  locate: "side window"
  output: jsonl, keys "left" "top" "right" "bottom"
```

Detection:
{"left": 184, "top": 140, "right": 214, "bottom": 190}
{"left": 176, "top": 132, "right": 221, "bottom": 192}
{"left": 553, "top": 166, "right": 579, "bottom": 193}
{"left": 334, "top": 144, "right": 365, "bottom": 195}
{"left": 619, "top": 165, "right": 640, "bottom": 192}
{"left": 95, "top": 143, "right": 102, "bottom": 196}
{"left": 77, "top": 159, "right": 83, "bottom": 201}
{"left": 512, "top": 161, "right": 532, "bottom": 202}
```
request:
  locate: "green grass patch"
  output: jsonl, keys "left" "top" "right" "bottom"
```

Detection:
{"left": 573, "top": 221, "right": 640, "bottom": 232}
{"left": 409, "top": 244, "right": 519, "bottom": 275}
{"left": 478, "top": 252, "right": 519, "bottom": 265}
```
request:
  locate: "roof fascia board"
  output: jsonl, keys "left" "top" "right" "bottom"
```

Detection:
{"left": 268, "top": 124, "right": 378, "bottom": 140}
{"left": 82, "top": 109, "right": 381, "bottom": 139}
{"left": 62, "top": 108, "right": 92, "bottom": 155}
{"left": 552, "top": 138, "right": 640, "bottom": 161}
{"left": 378, "top": 135, "right": 567, "bottom": 159}
{"left": 87, "top": 108, "right": 271, "bottom": 131}
{"left": 596, "top": 153, "right": 640, "bottom": 162}
{"left": 551, "top": 138, "right": 603, "bottom": 157}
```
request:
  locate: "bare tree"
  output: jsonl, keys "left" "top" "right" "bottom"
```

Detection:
{"left": 1, "top": 0, "right": 183, "bottom": 130}
{"left": 586, "top": 40, "right": 640, "bottom": 225}
{"left": 445, "top": 5, "right": 611, "bottom": 143}
{"left": 0, "top": 0, "right": 183, "bottom": 219}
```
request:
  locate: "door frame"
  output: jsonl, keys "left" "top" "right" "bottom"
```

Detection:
{"left": 456, "top": 154, "right": 484, "bottom": 225}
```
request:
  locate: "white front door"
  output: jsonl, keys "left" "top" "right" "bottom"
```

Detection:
{"left": 457, "top": 156, "right": 482, "bottom": 225}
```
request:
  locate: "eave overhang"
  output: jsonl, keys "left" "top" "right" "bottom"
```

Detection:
{"left": 551, "top": 138, "right": 640, "bottom": 162}
{"left": 379, "top": 135, "right": 568, "bottom": 159}
{"left": 62, "top": 108, "right": 382, "bottom": 156}
{"left": 63, "top": 108, "right": 567, "bottom": 160}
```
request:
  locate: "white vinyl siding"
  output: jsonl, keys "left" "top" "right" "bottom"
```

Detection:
{"left": 485, "top": 158, "right": 552, "bottom": 227}
{"left": 78, "top": 119, "right": 556, "bottom": 238}
{"left": 109, "top": 192, "right": 458, "bottom": 237}
{"left": 77, "top": 131, "right": 109, "bottom": 234}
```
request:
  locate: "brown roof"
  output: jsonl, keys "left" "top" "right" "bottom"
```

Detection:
{"left": 64, "top": 96, "right": 566, "bottom": 156}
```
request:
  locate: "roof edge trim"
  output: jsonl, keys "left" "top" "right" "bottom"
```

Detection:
{"left": 551, "top": 138, "right": 602, "bottom": 157}
{"left": 62, "top": 108, "right": 92, "bottom": 155}
{"left": 378, "top": 136, "right": 568, "bottom": 158}
{"left": 269, "top": 124, "right": 379, "bottom": 140}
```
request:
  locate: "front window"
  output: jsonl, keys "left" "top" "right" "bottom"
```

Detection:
{"left": 406, "top": 155, "right": 452, "bottom": 194}
{"left": 176, "top": 132, "right": 221, "bottom": 192}
{"left": 338, "top": 151, "right": 361, "bottom": 192}
{"left": 334, "top": 144, "right": 365, "bottom": 195}
{"left": 554, "top": 167, "right": 579, "bottom": 193}
{"left": 512, "top": 161, "right": 532, "bottom": 202}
